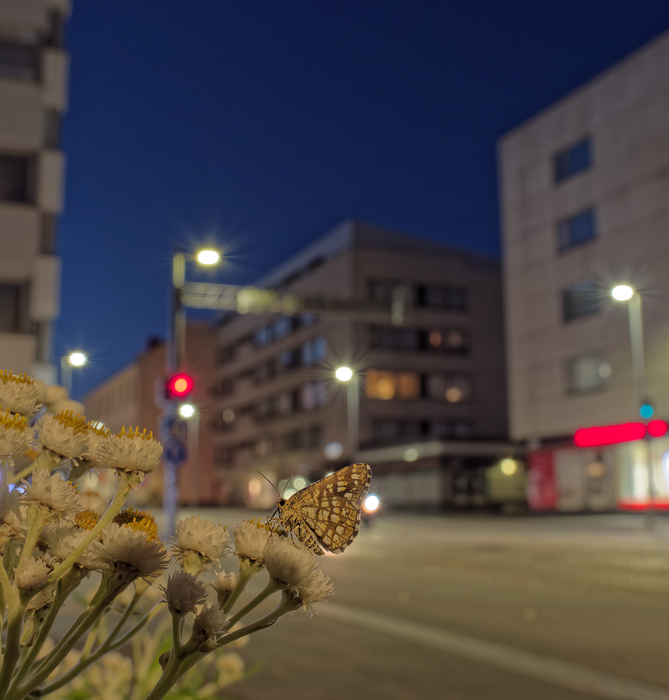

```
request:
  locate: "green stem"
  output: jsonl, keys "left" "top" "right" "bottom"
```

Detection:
{"left": 17, "top": 507, "right": 49, "bottom": 569}
{"left": 14, "top": 572, "right": 132, "bottom": 700}
{"left": 8, "top": 462, "right": 38, "bottom": 485}
{"left": 38, "top": 604, "right": 160, "bottom": 696}
{"left": 222, "top": 566, "right": 253, "bottom": 614}
{"left": 43, "top": 470, "right": 141, "bottom": 587}
{"left": 11, "top": 568, "right": 85, "bottom": 692}
{"left": 225, "top": 580, "right": 282, "bottom": 630}
{"left": 0, "top": 602, "right": 26, "bottom": 698}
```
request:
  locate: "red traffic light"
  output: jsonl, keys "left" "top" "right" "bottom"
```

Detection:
{"left": 166, "top": 373, "right": 194, "bottom": 399}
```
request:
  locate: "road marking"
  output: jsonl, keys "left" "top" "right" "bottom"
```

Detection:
{"left": 319, "top": 603, "right": 669, "bottom": 700}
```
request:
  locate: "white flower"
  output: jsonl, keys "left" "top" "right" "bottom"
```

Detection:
{"left": 192, "top": 604, "right": 226, "bottom": 636}
{"left": 81, "top": 424, "right": 109, "bottom": 463}
{"left": 22, "top": 470, "right": 82, "bottom": 519}
{"left": 92, "top": 523, "right": 169, "bottom": 580}
{"left": 294, "top": 567, "right": 335, "bottom": 610}
{"left": 211, "top": 571, "right": 238, "bottom": 608}
{"left": 95, "top": 427, "right": 163, "bottom": 473}
{"left": 161, "top": 570, "right": 208, "bottom": 615}
{"left": 15, "top": 557, "right": 51, "bottom": 591}
{"left": 40, "top": 522, "right": 98, "bottom": 569}
{"left": 0, "top": 411, "right": 34, "bottom": 459}
{"left": 233, "top": 519, "right": 271, "bottom": 562}
{"left": 0, "top": 487, "right": 26, "bottom": 547}
{"left": 33, "top": 381, "right": 67, "bottom": 408}
{"left": 263, "top": 537, "right": 316, "bottom": 588}
{"left": 26, "top": 582, "right": 57, "bottom": 611}
{"left": 37, "top": 411, "right": 90, "bottom": 462}
{"left": 0, "top": 371, "right": 40, "bottom": 416}
{"left": 171, "top": 516, "right": 231, "bottom": 570}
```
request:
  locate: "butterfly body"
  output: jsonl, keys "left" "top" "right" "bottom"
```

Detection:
{"left": 274, "top": 463, "right": 372, "bottom": 555}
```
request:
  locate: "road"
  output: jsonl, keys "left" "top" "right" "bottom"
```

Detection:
{"left": 179, "top": 509, "right": 669, "bottom": 700}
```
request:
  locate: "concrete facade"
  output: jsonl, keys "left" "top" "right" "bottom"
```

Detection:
{"left": 499, "top": 30, "right": 669, "bottom": 444}
{"left": 212, "top": 220, "right": 509, "bottom": 508}
{"left": 0, "top": 0, "right": 68, "bottom": 382}
{"left": 83, "top": 322, "right": 217, "bottom": 508}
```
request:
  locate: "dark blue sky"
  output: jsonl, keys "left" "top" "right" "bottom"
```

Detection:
{"left": 56, "top": 0, "right": 669, "bottom": 398}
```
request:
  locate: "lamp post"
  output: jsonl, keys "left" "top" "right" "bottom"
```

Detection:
{"left": 611, "top": 283, "right": 654, "bottom": 526}
{"left": 335, "top": 366, "right": 359, "bottom": 462}
{"left": 164, "top": 247, "right": 221, "bottom": 537}
{"left": 60, "top": 351, "right": 88, "bottom": 396}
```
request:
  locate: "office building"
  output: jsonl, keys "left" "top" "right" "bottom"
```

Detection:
{"left": 0, "top": 0, "right": 69, "bottom": 383}
{"left": 212, "top": 220, "right": 512, "bottom": 509}
{"left": 499, "top": 29, "right": 669, "bottom": 511}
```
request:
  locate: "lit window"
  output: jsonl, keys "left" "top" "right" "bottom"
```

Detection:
{"left": 554, "top": 137, "right": 592, "bottom": 183}
{"left": 421, "top": 328, "right": 469, "bottom": 354}
{"left": 562, "top": 279, "right": 602, "bottom": 322}
{"left": 273, "top": 316, "right": 292, "bottom": 339}
{"left": 365, "top": 369, "right": 420, "bottom": 400}
{"left": 558, "top": 208, "right": 596, "bottom": 251}
{"left": 566, "top": 354, "right": 610, "bottom": 394}
{"left": 427, "top": 373, "right": 473, "bottom": 402}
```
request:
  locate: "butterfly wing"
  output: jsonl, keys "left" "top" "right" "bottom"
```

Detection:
{"left": 287, "top": 463, "right": 372, "bottom": 554}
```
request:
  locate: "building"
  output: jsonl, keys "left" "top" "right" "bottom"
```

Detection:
{"left": 82, "top": 322, "right": 217, "bottom": 507}
{"left": 212, "top": 220, "right": 514, "bottom": 509}
{"left": 0, "top": 0, "right": 69, "bottom": 383}
{"left": 499, "top": 30, "right": 669, "bottom": 511}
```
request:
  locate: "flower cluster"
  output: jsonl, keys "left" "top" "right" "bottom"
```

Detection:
{"left": 0, "top": 369, "right": 352, "bottom": 700}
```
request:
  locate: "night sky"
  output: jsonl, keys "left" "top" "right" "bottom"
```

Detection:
{"left": 56, "top": 0, "right": 669, "bottom": 398}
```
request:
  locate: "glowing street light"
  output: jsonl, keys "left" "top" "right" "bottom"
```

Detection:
{"left": 60, "top": 351, "right": 88, "bottom": 395}
{"left": 178, "top": 403, "right": 196, "bottom": 419}
{"left": 195, "top": 248, "right": 221, "bottom": 266}
{"left": 611, "top": 284, "right": 634, "bottom": 302}
{"left": 335, "top": 366, "right": 353, "bottom": 382}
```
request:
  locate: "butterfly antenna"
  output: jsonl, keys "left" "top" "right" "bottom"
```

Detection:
{"left": 255, "top": 469, "right": 281, "bottom": 498}
{"left": 282, "top": 470, "right": 297, "bottom": 497}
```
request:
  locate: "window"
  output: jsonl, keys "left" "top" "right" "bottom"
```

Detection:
{"left": 370, "top": 326, "right": 418, "bottom": 351}
{"left": 301, "top": 336, "right": 326, "bottom": 367}
{"left": 306, "top": 425, "right": 322, "bottom": 449}
{"left": 279, "top": 348, "right": 298, "bottom": 369}
{"left": 0, "top": 155, "right": 33, "bottom": 203}
{"left": 420, "top": 328, "right": 470, "bottom": 354}
{"left": 566, "top": 354, "right": 610, "bottom": 394}
{"left": 562, "top": 279, "right": 602, "bottom": 322}
{"left": 558, "top": 208, "right": 596, "bottom": 251}
{"left": 416, "top": 284, "right": 467, "bottom": 311}
{"left": 273, "top": 316, "right": 293, "bottom": 340}
{"left": 301, "top": 380, "right": 327, "bottom": 410}
{"left": 44, "top": 109, "right": 61, "bottom": 149}
{"left": 254, "top": 325, "right": 273, "bottom": 347}
{"left": 554, "top": 138, "right": 592, "bottom": 183}
{"left": 0, "top": 283, "right": 21, "bottom": 332}
{"left": 0, "top": 41, "right": 39, "bottom": 81}
{"left": 368, "top": 279, "right": 401, "bottom": 304}
{"left": 426, "top": 373, "right": 473, "bottom": 403}
{"left": 365, "top": 369, "right": 421, "bottom": 400}
{"left": 40, "top": 214, "right": 57, "bottom": 254}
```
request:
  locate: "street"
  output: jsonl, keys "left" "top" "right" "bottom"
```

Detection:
{"left": 183, "top": 510, "right": 669, "bottom": 700}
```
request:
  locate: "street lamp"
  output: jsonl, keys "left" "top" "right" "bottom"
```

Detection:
{"left": 611, "top": 283, "right": 654, "bottom": 524}
{"left": 60, "top": 351, "right": 88, "bottom": 396}
{"left": 178, "top": 403, "right": 196, "bottom": 419}
{"left": 335, "top": 366, "right": 359, "bottom": 462}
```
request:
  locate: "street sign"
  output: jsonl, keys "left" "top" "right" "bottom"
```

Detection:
{"left": 165, "top": 437, "right": 187, "bottom": 465}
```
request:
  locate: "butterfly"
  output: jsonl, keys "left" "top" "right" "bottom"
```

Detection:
{"left": 272, "top": 463, "right": 372, "bottom": 555}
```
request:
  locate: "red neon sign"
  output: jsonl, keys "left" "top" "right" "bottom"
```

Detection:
{"left": 574, "top": 420, "right": 668, "bottom": 447}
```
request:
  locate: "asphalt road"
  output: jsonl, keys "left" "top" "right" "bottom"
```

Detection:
{"left": 183, "top": 509, "right": 669, "bottom": 700}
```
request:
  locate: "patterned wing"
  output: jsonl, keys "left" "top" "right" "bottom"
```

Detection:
{"left": 284, "top": 463, "right": 372, "bottom": 554}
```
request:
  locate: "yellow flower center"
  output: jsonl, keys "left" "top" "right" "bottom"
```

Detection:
{"left": 54, "top": 410, "right": 90, "bottom": 436}
{"left": 0, "top": 412, "right": 27, "bottom": 432}
{"left": 0, "top": 370, "right": 34, "bottom": 386}
{"left": 119, "top": 426, "right": 154, "bottom": 441}
{"left": 114, "top": 507, "right": 159, "bottom": 541}
{"left": 75, "top": 509, "right": 100, "bottom": 530}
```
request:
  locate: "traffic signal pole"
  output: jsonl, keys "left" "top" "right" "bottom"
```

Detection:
{"left": 163, "top": 250, "right": 187, "bottom": 539}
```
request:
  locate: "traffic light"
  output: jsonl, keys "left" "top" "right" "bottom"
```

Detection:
{"left": 165, "top": 373, "right": 194, "bottom": 400}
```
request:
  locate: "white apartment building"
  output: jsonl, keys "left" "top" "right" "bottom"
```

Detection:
{"left": 499, "top": 29, "right": 669, "bottom": 511}
{"left": 0, "top": 0, "right": 69, "bottom": 383}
